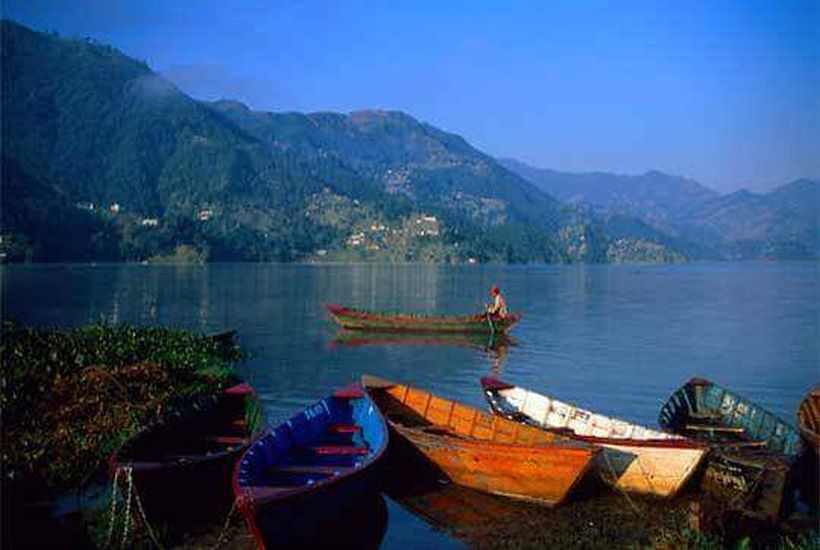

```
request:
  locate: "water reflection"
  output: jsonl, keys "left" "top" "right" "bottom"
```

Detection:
{"left": 329, "top": 330, "right": 515, "bottom": 374}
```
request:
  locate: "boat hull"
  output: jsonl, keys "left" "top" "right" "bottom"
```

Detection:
{"left": 593, "top": 442, "right": 704, "bottom": 497}
{"left": 325, "top": 303, "right": 521, "bottom": 334}
{"left": 363, "top": 375, "right": 598, "bottom": 506}
{"left": 392, "top": 423, "right": 596, "bottom": 505}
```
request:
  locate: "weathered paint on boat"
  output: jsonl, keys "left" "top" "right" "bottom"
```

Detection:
{"left": 362, "top": 374, "right": 599, "bottom": 506}
{"left": 797, "top": 385, "right": 820, "bottom": 451}
{"left": 233, "top": 383, "right": 388, "bottom": 549}
{"left": 109, "top": 381, "right": 264, "bottom": 525}
{"left": 658, "top": 377, "right": 803, "bottom": 519}
{"left": 481, "top": 376, "right": 706, "bottom": 498}
{"left": 325, "top": 303, "right": 521, "bottom": 334}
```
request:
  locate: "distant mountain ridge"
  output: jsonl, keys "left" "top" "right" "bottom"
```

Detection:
{"left": 498, "top": 158, "right": 718, "bottom": 223}
{"left": 501, "top": 158, "right": 819, "bottom": 260}
{"left": 1, "top": 20, "right": 815, "bottom": 263}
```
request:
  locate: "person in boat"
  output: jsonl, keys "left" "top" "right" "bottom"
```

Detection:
{"left": 485, "top": 285, "right": 508, "bottom": 319}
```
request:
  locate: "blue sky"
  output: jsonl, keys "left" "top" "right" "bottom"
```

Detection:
{"left": 4, "top": 0, "right": 819, "bottom": 191}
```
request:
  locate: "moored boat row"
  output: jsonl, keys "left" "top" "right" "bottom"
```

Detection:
{"left": 106, "top": 320, "right": 816, "bottom": 547}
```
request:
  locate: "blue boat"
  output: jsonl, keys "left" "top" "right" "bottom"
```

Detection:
{"left": 658, "top": 377, "right": 803, "bottom": 519}
{"left": 233, "top": 383, "right": 389, "bottom": 548}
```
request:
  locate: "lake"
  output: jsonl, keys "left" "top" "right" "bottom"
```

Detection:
{"left": 2, "top": 262, "right": 818, "bottom": 547}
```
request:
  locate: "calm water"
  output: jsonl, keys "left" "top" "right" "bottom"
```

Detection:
{"left": 3, "top": 263, "right": 818, "bottom": 547}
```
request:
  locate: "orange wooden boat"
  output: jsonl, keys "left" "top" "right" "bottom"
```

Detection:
{"left": 797, "top": 385, "right": 820, "bottom": 451}
{"left": 362, "top": 375, "right": 599, "bottom": 506}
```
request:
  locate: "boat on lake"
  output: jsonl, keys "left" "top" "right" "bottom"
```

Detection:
{"left": 362, "top": 374, "right": 599, "bottom": 506}
{"left": 233, "top": 383, "right": 388, "bottom": 548}
{"left": 325, "top": 303, "right": 521, "bottom": 334}
{"left": 658, "top": 377, "right": 803, "bottom": 518}
{"left": 480, "top": 376, "right": 706, "bottom": 497}
{"left": 109, "top": 380, "right": 264, "bottom": 526}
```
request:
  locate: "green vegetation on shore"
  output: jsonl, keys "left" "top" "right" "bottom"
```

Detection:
{"left": 0, "top": 322, "right": 241, "bottom": 491}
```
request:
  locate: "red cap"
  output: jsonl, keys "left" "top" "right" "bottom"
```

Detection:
{"left": 490, "top": 285, "right": 500, "bottom": 295}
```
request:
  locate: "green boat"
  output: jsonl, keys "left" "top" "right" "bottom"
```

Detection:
{"left": 659, "top": 377, "right": 803, "bottom": 519}
{"left": 324, "top": 304, "right": 521, "bottom": 334}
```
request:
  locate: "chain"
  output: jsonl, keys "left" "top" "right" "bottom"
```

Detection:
{"left": 210, "top": 499, "right": 239, "bottom": 549}
{"left": 131, "top": 474, "right": 165, "bottom": 550}
{"left": 121, "top": 466, "right": 134, "bottom": 548}
{"left": 105, "top": 467, "right": 122, "bottom": 548}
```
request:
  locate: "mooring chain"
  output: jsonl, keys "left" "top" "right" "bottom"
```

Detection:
{"left": 121, "top": 466, "right": 134, "bottom": 548}
{"left": 210, "top": 499, "right": 240, "bottom": 549}
{"left": 130, "top": 470, "right": 165, "bottom": 550}
{"left": 105, "top": 467, "right": 122, "bottom": 548}
{"left": 105, "top": 465, "right": 165, "bottom": 550}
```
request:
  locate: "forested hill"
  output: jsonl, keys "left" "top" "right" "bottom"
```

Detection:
{"left": 0, "top": 20, "right": 704, "bottom": 263}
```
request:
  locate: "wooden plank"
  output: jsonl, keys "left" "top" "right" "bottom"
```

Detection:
{"left": 685, "top": 424, "right": 745, "bottom": 433}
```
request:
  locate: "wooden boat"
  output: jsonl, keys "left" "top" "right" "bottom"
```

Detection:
{"left": 481, "top": 377, "right": 706, "bottom": 497}
{"left": 109, "top": 381, "right": 264, "bottom": 526}
{"left": 797, "top": 385, "right": 820, "bottom": 451}
{"left": 233, "top": 383, "right": 388, "bottom": 549}
{"left": 796, "top": 386, "right": 820, "bottom": 510}
{"left": 658, "top": 377, "right": 803, "bottom": 519}
{"left": 362, "top": 374, "right": 599, "bottom": 506}
{"left": 325, "top": 303, "right": 521, "bottom": 334}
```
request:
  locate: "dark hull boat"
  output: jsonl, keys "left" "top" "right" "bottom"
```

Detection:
{"left": 109, "top": 381, "right": 264, "bottom": 526}
{"left": 233, "top": 383, "right": 388, "bottom": 549}
{"left": 325, "top": 303, "right": 521, "bottom": 334}
{"left": 658, "top": 377, "right": 803, "bottom": 519}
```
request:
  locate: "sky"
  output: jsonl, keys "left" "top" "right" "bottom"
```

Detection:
{"left": 4, "top": 0, "right": 819, "bottom": 192}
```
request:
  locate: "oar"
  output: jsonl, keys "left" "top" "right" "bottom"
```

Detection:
{"left": 486, "top": 311, "right": 496, "bottom": 337}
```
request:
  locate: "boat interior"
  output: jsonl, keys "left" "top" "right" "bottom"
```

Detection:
{"left": 117, "top": 386, "right": 253, "bottom": 465}
{"left": 236, "top": 386, "right": 385, "bottom": 494}
{"left": 484, "top": 382, "right": 682, "bottom": 443}
{"left": 658, "top": 381, "right": 802, "bottom": 457}
{"left": 364, "top": 376, "right": 580, "bottom": 447}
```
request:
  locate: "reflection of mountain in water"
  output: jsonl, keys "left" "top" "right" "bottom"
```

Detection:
{"left": 329, "top": 330, "right": 515, "bottom": 374}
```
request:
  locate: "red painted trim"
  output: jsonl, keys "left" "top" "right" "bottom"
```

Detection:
{"left": 225, "top": 382, "right": 254, "bottom": 395}
{"left": 333, "top": 383, "right": 365, "bottom": 399}
{"left": 480, "top": 376, "right": 516, "bottom": 391}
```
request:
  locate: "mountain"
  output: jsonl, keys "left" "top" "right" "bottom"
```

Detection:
{"left": 499, "top": 158, "right": 718, "bottom": 223}
{"left": 682, "top": 180, "right": 820, "bottom": 259}
{"left": 503, "top": 158, "right": 819, "bottom": 260}
{"left": 0, "top": 20, "right": 707, "bottom": 264}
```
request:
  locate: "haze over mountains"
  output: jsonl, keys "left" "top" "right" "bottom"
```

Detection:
{"left": 501, "top": 159, "right": 820, "bottom": 260}
{"left": 1, "top": 20, "right": 817, "bottom": 263}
